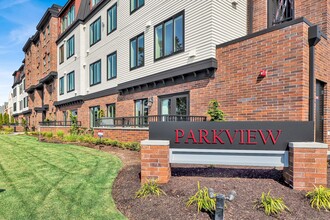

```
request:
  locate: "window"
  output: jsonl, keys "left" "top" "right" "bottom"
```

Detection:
{"left": 130, "top": 33, "right": 144, "bottom": 70}
{"left": 135, "top": 99, "right": 148, "bottom": 126}
{"left": 90, "top": 106, "right": 100, "bottom": 127}
{"left": 23, "top": 97, "right": 28, "bottom": 108}
{"left": 59, "top": 77, "right": 64, "bottom": 95}
{"left": 90, "top": 60, "right": 101, "bottom": 86}
{"left": 91, "top": 0, "right": 101, "bottom": 7}
{"left": 155, "top": 12, "right": 184, "bottom": 60}
{"left": 67, "top": 35, "right": 75, "bottom": 59}
{"left": 63, "top": 111, "right": 67, "bottom": 124}
{"left": 67, "top": 71, "right": 75, "bottom": 92}
{"left": 61, "top": 5, "right": 75, "bottom": 32}
{"left": 131, "top": 0, "right": 144, "bottom": 14}
{"left": 107, "top": 3, "right": 117, "bottom": 34}
{"left": 19, "top": 84, "right": 23, "bottom": 94}
{"left": 107, "top": 51, "right": 117, "bottom": 80}
{"left": 107, "top": 104, "right": 116, "bottom": 118}
{"left": 20, "top": 100, "right": 23, "bottom": 111}
{"left": 159, "top": 93, "right": 189, "bottom": 121}
{"left": 13, "top": 88, "right": 17, "bottom": 97}
{"left": 23, "top": 79, "right": 25, "bottom": 90}
{"left": 71, "top": 109, "right": 77, "bottom": 117}
{"left": 90, "top": 17, "right": 101, "bottom": 46}
{"left": 59, "top": 45, "right": 64, "bottom": 64}
{"left": 13, "top": 103, "right": 17, "bottom": 112}
{"left": 268, "top": 0, "right": 294, "bottom": 27}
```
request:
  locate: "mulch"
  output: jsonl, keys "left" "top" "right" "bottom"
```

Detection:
{"left": 40, "top": 138, "right": 330, "bottom": 219}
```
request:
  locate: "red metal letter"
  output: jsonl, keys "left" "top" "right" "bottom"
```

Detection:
{"left": 212, "top": 129, "right": 225, "bottom": 144}
{"left": 258, "top": 130, "right": 282, "bottom": 145}
{"left": 185, "top": 130, "right": 198, "bottom": 144}
{"left": 246, "top": 129, "right": 257, "bottom": 145}
{"left": 175, "top": 129, "right": 184, "bottom": 143}
{"left": 199, "top": 129, "right": 211, "bottom": 144}
{"left": 225, "top": 130, "right": 239, "bottom": 144}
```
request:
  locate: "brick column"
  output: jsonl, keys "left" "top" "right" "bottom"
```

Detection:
{"left": 140, "top": 140, "right": 171, "bottom": 184}
{"left": 284, "top": 142, "right": 328, "bottom": 191}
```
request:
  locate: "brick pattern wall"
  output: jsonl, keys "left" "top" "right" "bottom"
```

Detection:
{"left": 284, "top": 145, "right": 328, "bottom": 190}
{"left": 141, "top": 143, "right": 171, "bottom": 184}
{"left": 40, "top": 126, "right": 71, "bottom": 135}
{"left": 252, "top": 0, "right": 268, "bottom": 32}
{"left": 93, "top": 128, "right": 148, "bottom": 143}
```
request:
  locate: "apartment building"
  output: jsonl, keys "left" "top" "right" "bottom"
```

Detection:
{"left": 11, "top": 65, "right": 29, "bottom": 123}
{"left": 0, "top": 103, "right": 8, "bottom": 115}
{"left": 54, "top": 0, "right": 248, "bottom": 127}
{"left": 23, "top": 4, "right": 61, "bottom": 128}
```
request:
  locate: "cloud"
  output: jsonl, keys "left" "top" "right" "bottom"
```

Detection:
{"left": 0, "top": 0, "right": 30, "bottom": 10}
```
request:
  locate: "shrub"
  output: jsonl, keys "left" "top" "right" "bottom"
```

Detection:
{"left": 207, "top": 100, "right": 225, "bottom": 122}
{"left": 57, "top": 130, "right": 65, "bottom": 138}
{"left": 186, "top": 182, "right": 216, "bottom": 213}
{"left": 4, "top": 127, "right": 14, "bottom": 133}
{"left": 135, "top": 179, "right": 166, "bottom": 198}
{"left": 45, "top": 132, "right": 53, "bottom": 138}
{"left": 306, "top": 185, "right": 330, "bottom": 211}
{"left": 64, "top": 135, "right": 78, "bottom": 142}
{"left": 254, "top": 191, "right": 289, "bottom": 216}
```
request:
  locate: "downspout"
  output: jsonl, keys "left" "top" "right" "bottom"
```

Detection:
{"left": 308, "top": 25, "right": 321, "bottom": 122}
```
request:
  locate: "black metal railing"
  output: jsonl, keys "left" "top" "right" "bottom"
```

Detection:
{"left": 39, "top": 121, "right": 82, "bottom": 127}
{"left": 95, "top": 115, "right": 207, "bottom": 128}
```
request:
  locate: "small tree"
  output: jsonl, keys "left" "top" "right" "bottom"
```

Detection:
{"left": 0, "top": 113, "right": 3, "bottom": 125}
{"left": 207, "top": 100, "right": 225, "bottom": 122}
{"left": 69, "top": 112, "right": 79, "bottom": 135}
{"left": 10, "top": 116, "right": 15, "bottom": 124}
{"left": 3, "top": 113, "right": 9, "bottom": 125}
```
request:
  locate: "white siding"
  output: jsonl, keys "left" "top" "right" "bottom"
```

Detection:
{"left": 57, "top": 0, "right": 247, "bottom": 101}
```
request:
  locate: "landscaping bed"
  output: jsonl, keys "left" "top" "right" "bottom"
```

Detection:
{"left": 112, "top": 162, "right": 330, "bottom": 219}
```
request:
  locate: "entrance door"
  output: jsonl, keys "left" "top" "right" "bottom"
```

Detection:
{"left": 315, "top": 80, "right": 325, "bottom": 142}
{"left": 90, "top": 106, "right": 100, "bottom": 128}
{"left": 135, "top": 99, "right": 148, "bottom": 126}
{"left": 160, "top": 93, "right": 189, "bottom": 121}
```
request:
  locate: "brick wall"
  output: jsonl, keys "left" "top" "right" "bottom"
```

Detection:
{"left": 94, "top": 128, "right": 148, "bottom": 143}
{"left": 40, "top": 126, "right": 71, "bottom": 135}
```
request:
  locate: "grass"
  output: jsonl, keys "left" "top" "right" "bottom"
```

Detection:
{"left": 0, "top": 135, "right": 126, "bottom": 220}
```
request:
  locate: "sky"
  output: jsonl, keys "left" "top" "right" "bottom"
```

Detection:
{"left": 0, "top": 0, "right": 67, "bottom": 105}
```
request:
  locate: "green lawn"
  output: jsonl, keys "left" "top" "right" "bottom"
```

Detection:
{"left": 0, "top": 135, "right": 126, "bottom": 220}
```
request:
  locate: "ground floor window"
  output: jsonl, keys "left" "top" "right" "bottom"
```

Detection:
{"left": 90, "top": 106, "right": 100, "bottom": 127}
{"left": 63, "top": 111, "right": 67, "bottom": 126}
{"left": 107, "top": 104, "right": 116, "bottom": 118}
{"left": 159, "top": 93, "right": 189, "bottom": 121}
{"left": 135, "top": 99, "right": 148, "bottom": 126}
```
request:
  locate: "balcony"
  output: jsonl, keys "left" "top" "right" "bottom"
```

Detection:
{"left": 39, "top": 121, "right": 82, "bottom": 127}
{"left": 95, "top": 115, "right": 207, "bottom": 128}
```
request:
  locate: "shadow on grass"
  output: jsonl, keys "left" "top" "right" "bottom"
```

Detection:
{"left": 172, "top": 167, "right": 285, "bottom": 184}
{"left": 0, "top": 189, "right": 6, "bottom": 193}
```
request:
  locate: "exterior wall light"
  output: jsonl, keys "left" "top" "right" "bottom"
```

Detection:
{"left": 147, "top": 97, "right": 154, "bottom": 108}
{"left": 232, "top": 1, "right": 238, "bottom": 9}
{"left": 259, "top": 69, "right": 267, "bottom": 77}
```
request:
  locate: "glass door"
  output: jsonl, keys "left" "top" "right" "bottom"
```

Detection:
{"left": 90, "top": 106, "right": 100, "bottom": 127}
{"left": 159, "top": 93, "right": 189, "bottom": 121}
{"left": 135, "top": 99, "right": 148, "bottom": 126}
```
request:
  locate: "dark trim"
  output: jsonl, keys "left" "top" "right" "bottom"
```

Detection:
{"left": 107, "top": 3, "right": 117, "bottom": 35}
{"left": 39, "top": 72, "right": 58, "bottom": 84}
{"left": 89, "top": 17, "right": 102, "bottom": 47}
{"left": 35, "top": 83, "right": 43, "bottom": 90}
{"left": 56, "top": 20, "right": 83, "bottom": 44}
{"left": 26, "top": 85, "right": 36, "bottom": 94}
{"left": 158, "top": 92, "right": 190, "bottom": 115}
{"left": 90, "top": 59, "right": 102, "bottom": 86}
{"left": 67, "top": 71, "right": 75, "bottom": 93}
{"left": 66, "top": 35, "right": 75, "bottom": 59}
{"left": 130, "top": 0, "right": 145, "bottom": 15}
{"left": 217, "top": 17, "right": 327, "bottom": 49}
{"left": 247, "top": 0, "right": 253, "bottom": 34}
{"left": 130, "top": 32, "right": 145, "bottom": 71}
{"left": 119, "top": 58, "right": 217, "bottom": 91}
{"left": 107, "top": 51, "right": 117, "bottom": 80}
{"left": 36, "top": 4, "right": 61, "bottom": 31}
{"left": 22, "top": 109, "right": 32, "bottom": 115}
{"left": 154, "top": 10, "right": 185, "bottom": 61}
{"left": 54, "top": 96, "right": 84, "bottom": 107}
{"left": 34, "top": 105, "right": 49, "bottom": 112}
{"left": 84, "top": 87, "right": 117, "bottom": 101}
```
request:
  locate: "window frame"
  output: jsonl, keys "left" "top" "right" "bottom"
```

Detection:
{"left": 59, "top": 45, "right": 64, "bottom": 64}
{"left": 89, "top": 59, "right": 102, "bottom": 86}
{"left": 67, "top": 71, "right": 75, "bottom": 93}
{"left": 130, "top": 0, "right": 145, "bottom": 15}
{"left": 66, "top": 35, "right": 75, "bottom": 59}
{"left": 154, "top": 11, "right": 185, "bottom": 61}
{"left": 267, "top": 0, "right": 294, "bottom": 27}
{"left": 107, "top": 51, "right": 117, "bottom": 80}
{"left": 59, "top": 76, "right": 65, "bottom": 95}
{"left": 129, "top": 33, "right": 145, "bottom": 71}
{"left": 106, "top": 103, "right": 116, "bottom": 118}
{"left": 90, "top": 17, "right": 102, "bottom": 47}
{"left": 107, "top": 3, "right": 117, "bottom": 35}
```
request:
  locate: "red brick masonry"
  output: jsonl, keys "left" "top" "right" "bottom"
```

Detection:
{"left": 140, "top": 140, "right": 171, "bottom": 184}
{"left": 94, "top": 128, "right": 148, "bottom": 143}
{"left": 284, "top": 142, "right": 328, "bottom": 190}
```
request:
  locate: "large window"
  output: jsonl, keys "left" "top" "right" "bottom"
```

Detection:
{"left": 90, "top": 106, "right": 100, "bottom": 127}
{"left": 23, "top": 97, "right": 28, "bottom": 108}
{"left": 90, "top": 17, "right": 101, "bottom": 46}
{"left": 67, "top": 71, "right": 75, "bottom": 92}
{"left": 107, "top": 3, "right": 117, "bottom": 34}
{"left": 59, "top": 45, "right": 64, "bottom": 64}
{"left": 130, "top": 0, "right": 144, "bottom": 14}
{"left": 159, "top": 93, "right": 189, "bottom": 121}
{"left": 59, "top": 77, "right": 64, "bottom": 95}
{"left": 90, "top": 60, "right": 101, "bottom": 86}
{"left": 130, "top": 33, "right": 144, "bottom": 70}
{"left": 13, "top": 103, "right": 17, "bottom": 112}
{"left": 91, "top": 0, "right": 101, "bottom": 7}
{"left": 268, "top": 0, "right": 294, "bottom": 27}
{"left": 107, "top": 51, "right": 117, "bottom": 80}
{"left": 155, "top": 12, "right": 184, "bottom": 60}
{"left": 107, "top": 104, "right": 116, "bottom": 118}
{"left": 66, "top": 35, "right": 75, "bottom": 59}
{"left": 61, "top": 5, "right": 75, "bottom": 32}
{"left": 135, "top": 99, "right": 148, "bottom": 126}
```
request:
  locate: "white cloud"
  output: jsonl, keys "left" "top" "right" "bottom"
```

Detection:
{"left": 0, "top": 0, "right": 30, "bottom": 10}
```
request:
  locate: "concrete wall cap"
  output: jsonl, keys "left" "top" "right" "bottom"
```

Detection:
{"left": 141, "top": 140, "right": 170, "bottom": 146}
{"left": 289, "top": 142, "right": 328, "bottom": 149}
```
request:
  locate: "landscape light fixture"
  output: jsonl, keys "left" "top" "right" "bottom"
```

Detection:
{"left": 208, "top": 188, "right": 237, "bottom": 220}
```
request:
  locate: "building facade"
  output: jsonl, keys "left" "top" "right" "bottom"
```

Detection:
{"left": 23, "top": 4, "right": 61, "bottom": 128}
